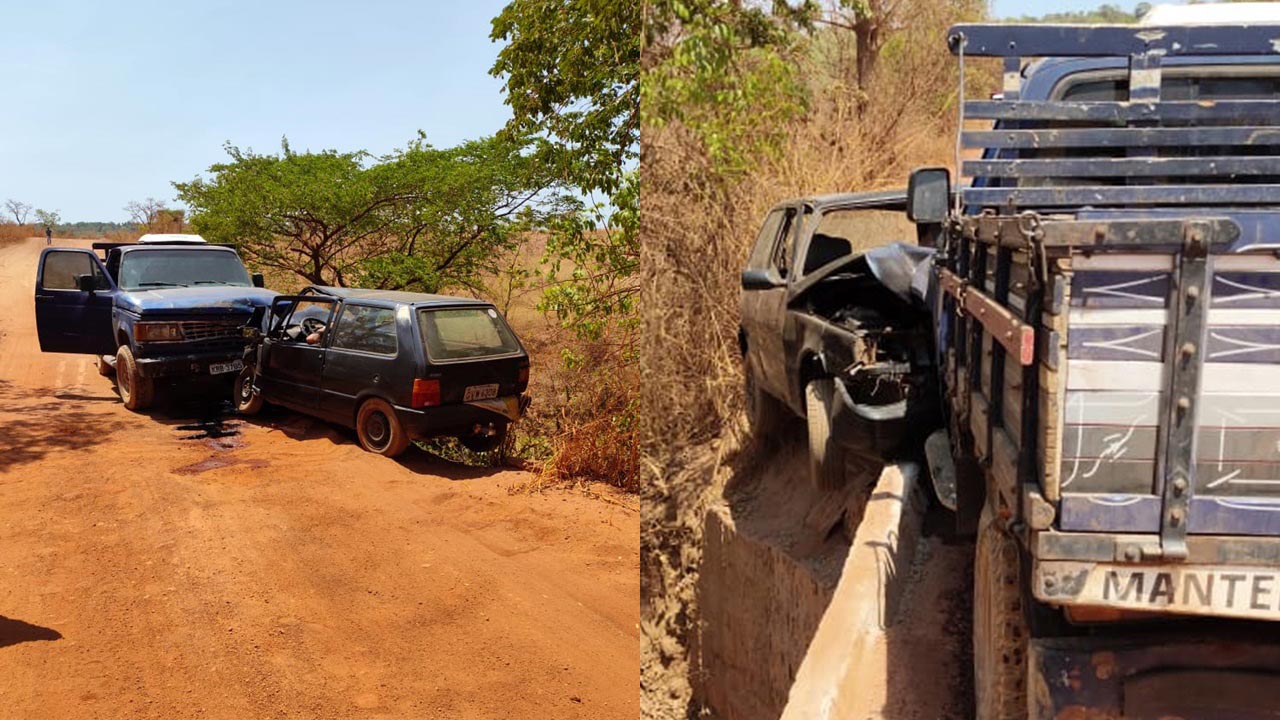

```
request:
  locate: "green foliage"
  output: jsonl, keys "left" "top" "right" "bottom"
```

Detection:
{"left": 491, "top": 0, "right": 641, "bottom": 345}
{"left": 33, "top": 209, "right": 60, "bottom": 229}
{"left": 643, "top": 0, "right": 812, "bottom": 175}
{"left": 173, "top": 134, "right": 564, "bottom": 291}
{"left": 491, "top": 0, "right": 639, "bottom": 196}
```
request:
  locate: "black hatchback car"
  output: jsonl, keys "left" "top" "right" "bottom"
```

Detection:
{"left": 235, "top": 286, "right": 530, "bottom": 457}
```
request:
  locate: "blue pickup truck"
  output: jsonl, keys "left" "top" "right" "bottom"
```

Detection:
{"left": 34, "top": 235, "right": 277, "bottom": 410}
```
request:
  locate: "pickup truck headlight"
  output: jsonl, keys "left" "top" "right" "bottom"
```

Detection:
{"left": 134, "top": 322, "right": 185, "bottom": 342}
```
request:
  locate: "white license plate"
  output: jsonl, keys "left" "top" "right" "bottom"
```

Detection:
{"left": 1035, "top": 560, "right": 1280, "bottom": 621}
{"left": 209, "top": 360, "right": 244, "bottom": 376}
{"left": 463, "top": 383, "right": 499, "bottom": 401}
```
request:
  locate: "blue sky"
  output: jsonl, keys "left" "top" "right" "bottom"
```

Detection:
{"left": 0, "top": 0, "right": 512, "bottom": 221}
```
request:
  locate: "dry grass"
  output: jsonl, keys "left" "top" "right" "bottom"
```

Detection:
{"left": 640, "top": 6, "right": 997, "bottom": 717}
{"left": 0, "top": 224, "right": 35, "bottom": 245}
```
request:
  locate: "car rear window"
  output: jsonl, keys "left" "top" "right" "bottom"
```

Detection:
{"left": 331, "top": 304, "right": 398, "bottom": 355}
{"left": 418, "top": 307, "right": 521, "bottom": 361}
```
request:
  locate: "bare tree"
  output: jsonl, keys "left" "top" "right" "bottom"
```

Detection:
{"left": 124, "top": 197, "right": 168, "bottom": 229}
{"left": 4, "top": 199, "right": 32, "bottom": 225}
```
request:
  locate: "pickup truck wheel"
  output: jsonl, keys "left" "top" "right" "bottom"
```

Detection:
{"left": 804, "top": 379, "right": 848, "bottom": 491}
{"left": 233, "top": 366, "right": 264, "bottom": 415}
{"left": 746, "top": 365, "right": 785, "bottom": 437}
{"left": 115, "top": 345, "right": 154, "bottom": 411}
{"left": 973, "top": 503, "right": 1028, "bottom": 720}
{"left": 460, "top": 423, "right": 508, "bottom": 454}
{"left": 356, "top": 398, "right": 411, "bottom": 458}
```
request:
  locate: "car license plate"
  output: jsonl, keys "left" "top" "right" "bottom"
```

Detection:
{"left": 1035, "top": 560, "right": 1280, "bottom": 621}
{"left": 463, "top": 383, "right": 499, "bottom": 401}
{"left": 209, "top": 360, "right": 244, "bottom": 376}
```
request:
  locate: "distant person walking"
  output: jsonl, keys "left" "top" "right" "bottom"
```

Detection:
{"left": 45, "top": 226, "right": 51, "bottom": 245}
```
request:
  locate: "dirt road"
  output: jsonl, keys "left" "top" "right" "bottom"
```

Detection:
{"left": 0, "top": 237, "right": 638, "bottom": 719}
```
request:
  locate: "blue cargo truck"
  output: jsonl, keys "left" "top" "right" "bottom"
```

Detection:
{"left": 33, "top": 235, "right": 276, "bottom": 410}
{"left": 903, "top": 19, "right": 1280, "bottom": 719}
{"left": 743, "top": 15, "right": 1280, "bottom": 719}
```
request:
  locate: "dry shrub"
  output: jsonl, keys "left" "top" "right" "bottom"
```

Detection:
{"left": 536, "top": 337, "right": 639, "bottom": 491}
{"left": 0, "top": 224, "right": 35, "bottom": 244}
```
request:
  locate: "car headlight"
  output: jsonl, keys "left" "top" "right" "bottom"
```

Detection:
{"left": 134, "top": 322, "right": 185, "bottom": 342}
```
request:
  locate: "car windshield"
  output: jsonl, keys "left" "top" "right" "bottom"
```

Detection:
{"left": 418, "top": 307, "right": 521, "bottom": 361}
{"left": 118, "top": 249, "right": 252, "bottom": 290}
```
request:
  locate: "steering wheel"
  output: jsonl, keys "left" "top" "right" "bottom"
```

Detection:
{"left": 301, "top": 317, "right": 327, "bottom": 335}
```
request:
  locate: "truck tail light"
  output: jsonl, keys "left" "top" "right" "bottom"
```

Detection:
{"left": 517, "top": 362, "right": 530, "bottom": 390}
{"left": 411, "top": 378, "right": 441, "bottom": 408}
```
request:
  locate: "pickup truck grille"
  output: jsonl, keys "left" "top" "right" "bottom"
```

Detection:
{"left": 180, "top": 319, "right": 244, "bottom": 343}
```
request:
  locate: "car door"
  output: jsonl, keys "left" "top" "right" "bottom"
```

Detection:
{"left": 741, "top": 205, "right": 799, "bottom": 399}
{"left": 34, "top": 248, "right": 116, "bottom": 355}
{"left": 319, "top": 303, "right": 403, "bottom": 425}
{"left": 258, "top": 295, "right": 338, "bottom": 410}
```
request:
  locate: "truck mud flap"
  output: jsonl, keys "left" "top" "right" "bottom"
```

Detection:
{"left": 1029, "top": 633, "right": 1280, "bottom": 719}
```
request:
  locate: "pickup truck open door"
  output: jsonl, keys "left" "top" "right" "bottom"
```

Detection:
{"left": 33, "top": 247, "right": 117, "bottom": 355}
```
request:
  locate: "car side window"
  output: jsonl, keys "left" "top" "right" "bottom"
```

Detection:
{"left": 802, "top": 207, "right": 916, "bottom": 275}
{"left": 42, "top": 251, "right": 108, "bottom": 290}
{"left": 331, "top": 304, "right": 398, "bottom": 355}
{"left": 745, "top": 208, "right": 797, "bottom": 278}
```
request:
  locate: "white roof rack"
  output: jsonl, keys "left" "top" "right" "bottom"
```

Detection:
{"left": 136, "top": 233, "right": 207, "bottom": 244}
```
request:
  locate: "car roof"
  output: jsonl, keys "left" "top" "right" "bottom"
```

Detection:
{"left": 137, "top": 233, "right": 207, "bottom": 244}
{"left": 303, "top": 285, "right": 492, "bottom": 308}
{"left": 771, "top": 189, "right": 907, "bottom": 213}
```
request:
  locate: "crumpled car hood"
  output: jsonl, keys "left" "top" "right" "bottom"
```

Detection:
{"left": 116, "top": 286, "right": 280, "bottom": 315}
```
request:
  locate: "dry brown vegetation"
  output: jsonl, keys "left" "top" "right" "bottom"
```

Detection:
{"left": 640, "top": 3, "right": 995, "bottom": 716}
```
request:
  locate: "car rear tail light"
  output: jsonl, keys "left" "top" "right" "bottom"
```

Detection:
{"left": 411, "top": 378, "right": 441, "bottom": 408}
{"left": 517, "top": 363, "right": 530, "bottom": 390}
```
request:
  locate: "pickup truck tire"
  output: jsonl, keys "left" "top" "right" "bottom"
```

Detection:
{"left": 973, "top": 503, "right": 1028, "bottom": 720}
{"left": 460, "top": 423, "right": 508, "bottom": 454}
{"left": 115, "top": 345, "right": 155, "bottom": 411}
{"left": 804, "top": 379, "right": 848, "bottom": 491}
{"left": 95, "top": 354, "right": 114, "bottom": 377}
{"left": 233, "top": 366, "right": 264, "bottom": 415}
{"left": 746, "top": 364, "right": 785, "bottom": 438}
{"left": 356, "top": 397, "right": 411, "bottom": 458}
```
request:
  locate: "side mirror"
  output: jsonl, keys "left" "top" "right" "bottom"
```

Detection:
{"left": 77, "top": 274, "right": 96, "bottom": 293}
{"left": 251, "top": 273, "right": 265, "bottom": 288}
{"left": 741, "top": 268, "right": 784, "bottom": 291}
{"left": 907, "top": 167, "right": 951, "bottom": 224}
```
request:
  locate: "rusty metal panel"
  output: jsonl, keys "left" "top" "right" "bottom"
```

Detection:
{"left": 950, "top": 22, "right": 1280, "bottom": 58}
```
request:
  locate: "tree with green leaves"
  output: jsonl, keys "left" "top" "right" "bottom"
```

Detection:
{"left": 490, "top": 0, "right": 640, "bottom": 342}
{"left": 34, "top": 208, "right": 60, "bottom": 230}
{"left": 173, "top": 134, "right": 565, "bottom": 292}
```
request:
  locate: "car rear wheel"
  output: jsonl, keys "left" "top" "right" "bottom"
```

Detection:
{"left": 116, "top": 345, "right": 154, "bottom": 411}
{"left": 356, "top": 397, "right": 411, "bottom": 457}
{"left": 460, "top": 423, "right": 508, "bottom": 453}
{"left": 804, "top": 378, "right": 848, "bottom": 491}
{"left": 973, "top": 503, "right": 1029, "bottom": 720}
{"left": 233, "top": 366, "right": 263, "bottom": 415}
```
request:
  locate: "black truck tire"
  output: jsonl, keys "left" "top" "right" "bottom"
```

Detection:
{"left": 233, "top": 366, "right": 264, "bottom": 415}
{"left": 804, "top": 378, "right": 848, "bottom": 491}
{"left": 745, "top": 364, "right": 786, "bottom": 438}
{"left": 356, "top": 397, "right": 411, "bottom": 458}
{"left": 95, "top": 354, "right": 114, "bottom": 377}
{"left": 115, "top": 345, "right": 155, "bottom": 411}
{"left": 460, "top": 422, "right": 508, "bottom": 453}
{"left": 973, "top": 503, "right": 1029, "bottom": 720}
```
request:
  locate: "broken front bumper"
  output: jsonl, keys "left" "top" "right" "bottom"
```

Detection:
{"left": 135, "top": 349, "right": 245, "bottom": 379}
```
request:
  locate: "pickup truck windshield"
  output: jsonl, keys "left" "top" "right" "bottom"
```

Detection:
{"left": 418, "top": 307, "right": 520, "bottom": 361}
{"left": 118, "top": 249, "right": 252, "bottom": 290}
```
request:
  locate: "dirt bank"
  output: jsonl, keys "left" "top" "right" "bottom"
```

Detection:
{"left": 0, "top": 237, "right": 639, "bottom": 719}
{"left": 641, "top": 421, "right": 973, "bottom": 719}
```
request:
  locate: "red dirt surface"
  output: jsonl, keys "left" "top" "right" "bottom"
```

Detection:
{"left": 0, "top": 237, "right": 639, "bottom": 719}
